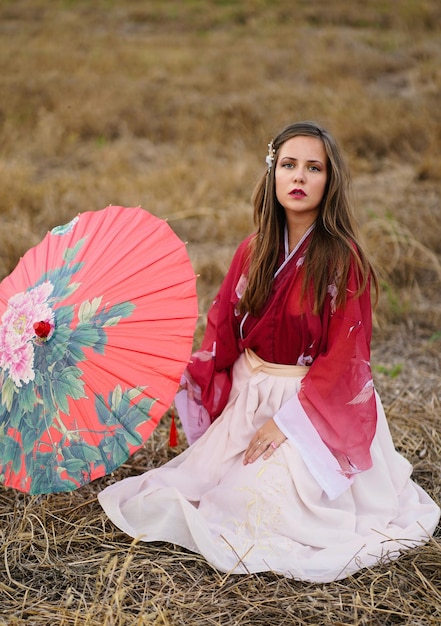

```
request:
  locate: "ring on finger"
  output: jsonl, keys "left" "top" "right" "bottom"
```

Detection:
{"left": 270, "top": 441, "right": 277, "bottom": 450}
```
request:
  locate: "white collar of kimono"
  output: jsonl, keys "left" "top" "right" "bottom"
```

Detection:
{"left": 239, "top": 221, "right": 315, "bottom": 339}
{"left": 276, "top": 222, "right": 316, "bottom": 278}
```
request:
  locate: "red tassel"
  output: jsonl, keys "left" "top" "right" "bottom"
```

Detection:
{"left": 169, "top": 408, "right": 178, "bottom": 447}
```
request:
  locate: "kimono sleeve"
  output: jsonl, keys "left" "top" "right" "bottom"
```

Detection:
{"left": 274, "top": 263, "right": 377, "bottom": 499}
{"left": 176, "top": 237, "right": 253, "bottom": 442}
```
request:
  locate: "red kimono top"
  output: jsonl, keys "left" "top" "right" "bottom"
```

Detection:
{"left": 179, "top": 227, "right": 377, "bottom": 499}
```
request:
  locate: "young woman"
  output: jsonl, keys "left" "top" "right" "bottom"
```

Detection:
{"left": 98, "top": 122, "right": 439, "bottom": 583}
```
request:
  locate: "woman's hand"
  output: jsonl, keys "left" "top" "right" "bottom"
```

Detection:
{"left": 243, "top": 418, "right": 287, "bottom": 465}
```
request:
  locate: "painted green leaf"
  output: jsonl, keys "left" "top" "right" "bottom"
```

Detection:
{"left": 0, "top": 434, "right": 21, "bottom": 465}
{"left": 22, "top": 410, "right": 47, "bottom": 454}
{"left": 110, "top": 388, "right": 129, "bottom": 417}
{"left": 78, "top": 297, "right": 103, "bottom": 323}
{"left": 31, "top": 451, "right": 78, "bottom": 494}
{"left": 71, "top": 325, "right": 101, "bottom": 347}
{"left": 63, "top": 238, "right": 86, "bottom": 261}
{"left": 49, "top": 342, "right": 69, "bottom": 363}
{"left": 12, "top": 447, "right": 23, "bottom": 474}
{"left": 62, "top": 281, "right": 82, "bottom": 299}
{"left": 60, "top": 457, "right": 89, "bottom": 474}
{"left": 127, "top": 387, "right": 145, "bottom": 401}
{"left": 1, "top": 376, "right": 17, "bottom": 412}
{"left": 95, "top": 394, "right": 114, "bottom": 426}
{"left": 103, "top": 301, "right": 135, "bottom": 321}
{"left": 17, "top": 381, "right": 39, "bottom": 413}
{"left": 52, "top": 366, "right": 86, "bottom": 414}
{"left": 99, "top": 432, "right": 129, "bottom": 471}
{"left": 111, "top": 385, "right": 123, "bottom": 414}
{"left": 54, "top": 304, "right": 75, "bottom": 326}
{"left": 102, "top": 316, "right": 121, "bottom": 327}
{"left": 67, "top": 442, "right": 103, "bottom": 464}
{"left": 37, "top": 255, "right": 83, "bottom": 285}
{"left": 66, "top": 341, "right": 88, "bottom": 363}
{"left": 38, "top": 379, "right": 58, "bottom": 416}
{"left": 117, "top": 397, "right": 155, "bottom": 445}
{"left": 4, "top": 395, "right": 22, "bottom": 429}
{"left": 119, "top": 426, "right": 144, "bottom": 447}
{"left": 33, "top": 369, "right": 45, "bottom": 387}
{"left": 47, "top": 325, "right": 73, "bottom": 363}
{"left": 22, "top": 429, "right": 39, "bottom": 455}
{"left": 90, "top": 328, "right": 107, "bottom": 354}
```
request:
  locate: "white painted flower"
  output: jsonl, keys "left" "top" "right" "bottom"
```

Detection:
{"left": 0, "top": 282, "right": 55, "bottom": 387}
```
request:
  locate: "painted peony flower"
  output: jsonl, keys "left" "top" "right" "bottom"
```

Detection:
{"left": 0, "top": 281, "right": 55, "bottom": 386}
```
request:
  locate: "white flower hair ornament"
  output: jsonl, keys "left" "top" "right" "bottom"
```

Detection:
{"left": 265, "top": 141, "right": 276, "bottom": 171}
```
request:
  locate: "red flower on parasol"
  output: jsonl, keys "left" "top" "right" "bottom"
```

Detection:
{"left": 0, "top": 206, "right": 198, "bottom": 494}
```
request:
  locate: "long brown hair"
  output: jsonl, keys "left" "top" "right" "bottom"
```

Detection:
{"left": 239, "top": 121, "right": 378, "bottom": 316}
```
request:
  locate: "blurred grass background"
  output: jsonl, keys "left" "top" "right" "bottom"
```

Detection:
{"left": 0, "top": 1, "right": 440, "bottom": 624}
{"left": 1, "top": 0, "right": 440, "bottom": 328}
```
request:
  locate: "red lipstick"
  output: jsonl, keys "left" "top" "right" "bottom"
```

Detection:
{"left": 289, "top": 188, "right": 306, "bottom": 197}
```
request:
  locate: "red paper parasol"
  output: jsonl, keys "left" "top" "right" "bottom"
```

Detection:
{"left": 0, "top": 206, "right": 198, "bottom": 494}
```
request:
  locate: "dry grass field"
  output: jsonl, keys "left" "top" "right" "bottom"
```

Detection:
{"left": 0, "top": 0, "right": 440, "bottom": 624}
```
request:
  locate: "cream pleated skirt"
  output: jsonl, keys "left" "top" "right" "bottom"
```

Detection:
{"left": 98, "top": 352, "right": 440, "bottom": 583}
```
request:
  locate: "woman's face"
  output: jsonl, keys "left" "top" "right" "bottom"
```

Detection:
{"left": 275, "top": 135, "right": 328, "bottom": 225}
